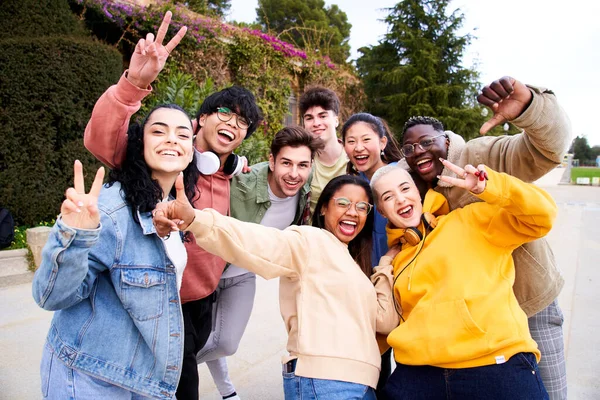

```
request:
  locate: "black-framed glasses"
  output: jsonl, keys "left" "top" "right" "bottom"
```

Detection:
{"left": 401, "top": 133, "right": 446, "bottom": 157}
{"left": 216, "top": 107, "right": 251, "bottom": 130}
{"left": 332, "top": 197, "right": 373, "bottom": 215}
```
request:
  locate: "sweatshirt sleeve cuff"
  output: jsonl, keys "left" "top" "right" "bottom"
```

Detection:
{"left": 511, "top": 85, "right": 550, "bottom": 129}
{"left": 377, "top": 255, "right": 394, "bottom": 268}
{"left": 474, "top": 168, "right": 504, "bottom": 205}
{"left": 187, "top": 209, "right": 216, "bottom": 239}
{"left": 115, "top": 71, "right": 153, "bottom": 105}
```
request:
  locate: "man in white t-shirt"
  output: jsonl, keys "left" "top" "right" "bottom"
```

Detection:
{"left": 299, "top": 87, "right": 349, "bottom": 216}
{"left": 196, "top": 127, "right": 324, "bottom": 400}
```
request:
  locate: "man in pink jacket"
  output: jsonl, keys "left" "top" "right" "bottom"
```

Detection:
{"left": 83, "top": 12, "right": 262, "bottom": 399}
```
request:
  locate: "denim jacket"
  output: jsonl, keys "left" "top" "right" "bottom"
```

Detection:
{"left": 230, "top": 161, "right": 312, "bottom": 225}
{"left": 32, "top": 183, "right": 184, "bottom": 399}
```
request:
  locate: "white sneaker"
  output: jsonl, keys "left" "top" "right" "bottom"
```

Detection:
{"left": 223, "top": 394, "right": 241, "bottom": 400}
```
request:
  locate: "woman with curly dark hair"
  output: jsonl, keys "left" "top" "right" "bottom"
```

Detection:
{"left": 32, "top": 104, "right": 199, "bottom": 399}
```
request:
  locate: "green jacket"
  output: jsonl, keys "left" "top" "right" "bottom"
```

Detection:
{"left": 230, "top": 161, "right": 312, "bottom": 226}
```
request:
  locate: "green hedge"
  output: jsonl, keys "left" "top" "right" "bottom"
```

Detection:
{"left": 0, "top": 36, "right": 122, "bottom": 225}
{"left": 0, "top": 0, "right": 87, "bottom": 39}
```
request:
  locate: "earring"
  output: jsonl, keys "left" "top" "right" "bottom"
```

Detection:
{"left": 380, "top": 149, "right": 385, "bottom": 157}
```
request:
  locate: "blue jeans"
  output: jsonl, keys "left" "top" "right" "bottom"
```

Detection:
{"left": 41, "top": 343, "right": 153, "bottom": 399}
{"left": 382, "top": 352, "right": 548, "bottom": 400}
{"left": 283, "top": 369, "right": 376, "bottom": 400}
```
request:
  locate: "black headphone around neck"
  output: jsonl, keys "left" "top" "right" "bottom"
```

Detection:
{"left": 194, "top": 149, "right": 245, "bottom": 176}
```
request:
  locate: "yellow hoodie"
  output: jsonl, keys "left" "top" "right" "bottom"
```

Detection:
{"left": 385, "top": 168, "right": 557, "bottom": 368}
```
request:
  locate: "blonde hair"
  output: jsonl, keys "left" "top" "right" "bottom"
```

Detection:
{"left": 370, "top": 164, "right": 413, "bottom": 205}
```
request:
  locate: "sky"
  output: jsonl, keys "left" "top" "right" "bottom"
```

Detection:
{"left": 227, "top": 0, "right": 600, "bottom": 146}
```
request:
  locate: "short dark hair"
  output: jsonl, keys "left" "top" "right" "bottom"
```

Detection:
{"left": 299, "top": 86, "right": 341, "bottom": 116}
{"left": 270, "top": 126, "right": 325, "bottom": 160}
{"left": 196, "top": 86, "right": 263, "bottom": 138}
{"left": 312, "top": 175, "right": 374, "bottom": 277}
{"left": 401, "top": 116, "right": 444, "bottom": 143}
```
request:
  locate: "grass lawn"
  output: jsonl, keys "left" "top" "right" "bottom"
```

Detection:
{"left": 571, "top": 167, "right": 600, "bottom": 182}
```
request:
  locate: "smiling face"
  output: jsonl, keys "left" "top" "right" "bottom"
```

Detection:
{"left": 302, "top": 106, "right": 339, "bottom": 144}
{"left": 374, "top": 168, "right": 423, "bottom": 229}
{"left": 344, "top": 121, "right": 388, "bottom": 179}
{"left": 402, "top": 124, "right": 449, "bottom": 183}
{"left": 143, "top": 108, "right": 194, "bottom": 179}
{"left": 268, "top": 145, "right": 313, "bottom": 198}
{"left": 321, "top": 184, "right": 369, "bottom": 244}
{"left": 196, "top": 109, "right": 247, "bottom": 158}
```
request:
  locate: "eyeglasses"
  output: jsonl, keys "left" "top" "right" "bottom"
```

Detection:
{"left": 332, "top": 197, "right": 373, "bottom": 215}
{"left": 216, "top": 107, "right": 251, "bottom": 130}
{"left": 401, "top": 134, "right": 446, "bottom": 157}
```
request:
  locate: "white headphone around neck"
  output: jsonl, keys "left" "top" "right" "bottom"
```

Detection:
{"left": 194, "top": 149, "right": 246, "bottom": 176}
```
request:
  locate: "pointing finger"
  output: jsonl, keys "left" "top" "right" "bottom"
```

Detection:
{"left": 175, "top": 172, "right": 186, "bottom": 200}
{"left": 89, "top": 167, "right": 105, "bottom": 198}
{"left": 73, "top": 160, "right": 85, "bottom": 194}
{"left": 155, "top": 11, "right": 172, "bottom": 46}
{"left": 480, "top": 114, "right": 505, "bottom": 135}
{"left": 165, "top": 26, "right": 187, "bottom": 55}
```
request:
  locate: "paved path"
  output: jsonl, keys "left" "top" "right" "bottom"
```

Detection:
{"left": 1, "top": 167, "right": 599, "bottom": 399}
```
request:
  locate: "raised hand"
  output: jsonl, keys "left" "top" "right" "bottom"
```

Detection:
{"left": 127, "top": 11, "right": 187, "bottom": 89}
{"left": 477, "top": 76, "right": 533, "bottom": 135}
{"left": 61, "top": 160, "right": 105, "bottom": 229}
{"left": 437, "top": 158, "right": 487, "bottom": 195}
{"left": 152, "top": 173, "right": 196, "bottom": 237}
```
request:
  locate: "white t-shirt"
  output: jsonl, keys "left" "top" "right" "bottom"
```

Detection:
{"left": 221, "top": 184, "right": 299, "bottom": 279}
{"left": 158, "top": 199, "right": 188, "bottom": 290}
{"left": 161, "top": 231, "right": 187, "bottom": 290}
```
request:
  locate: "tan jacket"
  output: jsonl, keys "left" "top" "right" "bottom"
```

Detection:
{"left": 188, "top": 209, "right": 399, "bottom": 389}
{"left": 401, "top": 85, "right": 571, "bottom": 316}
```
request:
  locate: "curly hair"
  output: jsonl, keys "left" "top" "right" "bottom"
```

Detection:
{"left": 312, "top": 175, "right": 374, "bottom": 277}
{"left": 108, "top": 104, "right": 200, "bottom": 226}
{"left": 195, "top": 86, "right": 263, "bottom": 138}
{"left": 401, "top": 116, "right": 444, "bottom": 143}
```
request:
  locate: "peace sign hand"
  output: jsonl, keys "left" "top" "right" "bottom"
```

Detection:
{"left": 127, "top": 11, "right": 188, "bottom": 89}
{"left": 437, "top": 158, "right": 487, "bottom": 195}
{"left": 61, "top": 160, "right": 105, "bottom": 229}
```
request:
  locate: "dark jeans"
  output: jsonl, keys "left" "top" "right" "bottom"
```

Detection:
{"left": 176, "top": 294, "right": 216, "bottom": 400}
{"left": 376, "top": 348, "right": 393, "bottom": 396}
{"left": 382, "top": 352, "right": 549, "bottom": 400}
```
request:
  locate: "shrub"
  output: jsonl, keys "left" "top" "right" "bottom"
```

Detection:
{"left": 0, "top": 0, "right": 122, "bottom": 226}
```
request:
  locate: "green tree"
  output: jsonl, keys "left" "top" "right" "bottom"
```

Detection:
{"left": 173, "top": 0, "right": 231, "bottom": 18}
{"left": 256, "top": 0, "right": 351, "bottom": 64}
{"left": 356, "top": 0, "right": 491, "bottom": 140}
{"left": 571, "top": 136, "right": 593, "bottom": 163}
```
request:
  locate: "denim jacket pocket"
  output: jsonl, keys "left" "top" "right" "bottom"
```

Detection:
{"left": 40, "top": 342, "right": 53, "bottom": 398}
{"left": 120, "top": 268, "right": 166, "bottom": 321}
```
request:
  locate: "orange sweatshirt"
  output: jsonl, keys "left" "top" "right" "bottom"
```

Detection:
{"left": 386, "top": 168, "right": 557, "bottom": 368}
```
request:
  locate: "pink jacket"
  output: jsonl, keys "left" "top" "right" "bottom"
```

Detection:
{"left": 84, "top": 72, "right": 229, "bottom": 302}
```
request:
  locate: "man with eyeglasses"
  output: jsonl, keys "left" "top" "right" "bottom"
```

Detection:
{"left": 399, "top": 76, "right": 571, "bottom": 400}
{"left": 83, "top": 13, "right": 263, "bottom": 400}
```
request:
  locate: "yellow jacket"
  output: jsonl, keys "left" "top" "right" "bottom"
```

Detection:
{"left": 386, "top": 168, "right": 557, "bottom": 368}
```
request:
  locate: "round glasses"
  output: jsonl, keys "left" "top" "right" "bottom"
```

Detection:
{"left": 332, "top": 197, "right": 373, "bottom": 215}
{"left": 401, "top": 133, "right": 446, "bottom": 157}
{"left": 216, "top": 107, "right": 251, "bottom": 130}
